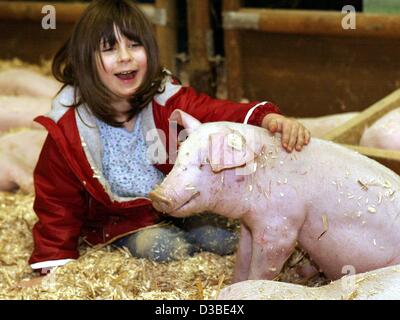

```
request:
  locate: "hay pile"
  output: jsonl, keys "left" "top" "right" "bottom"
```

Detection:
{"left": 0, "top": 191, "right": 327, "bottom": 300}
{"left": 0, "top": 192, "right": 235, "bottom": 299}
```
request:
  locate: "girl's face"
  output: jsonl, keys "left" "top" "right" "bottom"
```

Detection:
{"left": 97, "top": 25, "right": 148, "bottom": 99}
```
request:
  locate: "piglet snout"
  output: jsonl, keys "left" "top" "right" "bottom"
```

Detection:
{"left": 149, "top": 188, "right": 174, "bottom": 213}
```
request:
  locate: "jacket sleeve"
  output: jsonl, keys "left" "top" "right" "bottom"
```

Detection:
{"left": 165, "top": 86, "right": 281, "bottom": 126}
{"left": 29, "top": 134, "right": 87, "bottom": 270}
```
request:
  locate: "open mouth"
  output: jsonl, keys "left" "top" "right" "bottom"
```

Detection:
{"left": 115, "top": 70, "right": 138, "bottom": 81}
{"left": 171, "top": 191, "right": 200, "bottom": 213}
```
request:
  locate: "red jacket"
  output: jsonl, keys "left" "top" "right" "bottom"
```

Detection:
{"left": 29, "top": 78, "right": 280, "bottom": 270}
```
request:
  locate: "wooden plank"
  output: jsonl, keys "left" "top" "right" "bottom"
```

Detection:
{"left": 0, "top": 2, "right": 156, "bottom": 24}
{"left": 0, "top": 1, "right": 86, "bottom": 22}
{"left": 187, "top": 0, "right": 214, "bottom": 96}
{"left": 223, "top": 0, "right": 243, "bottom": 102}
{"left": 225, "top": 8, "right": 400, "bottom": 39}
{"left": 155, "top": 0, "right": 177, "bottom": 73}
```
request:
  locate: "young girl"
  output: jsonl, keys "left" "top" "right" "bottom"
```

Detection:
{"left": 28, "top": 0, "right": 310, "bottom": 277}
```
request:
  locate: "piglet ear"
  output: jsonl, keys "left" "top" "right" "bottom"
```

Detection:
{"left": 208, "top": 129, "right": 261, "bottom": 173}
{"left": 169, "top": 109, "right": 202, "bottom": 134}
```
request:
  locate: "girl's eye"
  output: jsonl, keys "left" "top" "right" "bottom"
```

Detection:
{"left": 101, "top": 45, "right": 114, "bottom": 52}
{"left": 129, "top": 42, "right": 141, "bottom": 48}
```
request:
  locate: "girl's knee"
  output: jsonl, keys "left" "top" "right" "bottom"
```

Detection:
{"left": 187, "top": 225, "right": 239, "bottom": 255}
{"left": 183, "top": 214, "right": 239, "bottom": 256}
{"left": 122, "top": 226, "right": 193, "bottom": 262}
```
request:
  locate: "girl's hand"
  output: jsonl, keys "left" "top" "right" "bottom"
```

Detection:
{"left": 16, "top": 268, "right": 53, "bottom": 288}
{"left": 262, "top": 114, "right": 311, "bottom": 152}
{"left": 17, "top": 276, "right": 45, "bottom": 288}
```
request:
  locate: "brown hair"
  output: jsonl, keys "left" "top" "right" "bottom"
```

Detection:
{"left": 52, "top": 0, "right": 168, "bottom": 127}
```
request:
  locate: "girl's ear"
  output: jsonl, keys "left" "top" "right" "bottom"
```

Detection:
{"left": 169, "top": 109, "right": 202, "bottom": 134}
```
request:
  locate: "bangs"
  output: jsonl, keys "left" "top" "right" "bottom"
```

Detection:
{"left": 94, "top": 3, "right": 150, "bottom": 51}
{"left": 98, "top": 21, "right": 142, "bottom": 48}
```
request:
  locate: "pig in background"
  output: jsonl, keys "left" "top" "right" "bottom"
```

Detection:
{"left": 0, "top": 96, "right": 49, "bottom": 192}
{"left": 0, "top": 96, "right": 51, "bottom": 133}
{"left": 0, "top": 67, "right": 55, "bottom": 193}
{"left": 150, "top": 110, "right": 400, "bottom": 284}
{"left": 360, "top": 107, "right": 400, "bottom": 151}
{"left": 297, "top": 112, "right": 359, "bottom": 138}
{"left": 0, "top": 68, "right": 54, "bottom": 132}
{"left": 217, "top": 264, "right": 400, "bottom": 300}
{"left": 0, "top": 129, "right": 46, "bottom": 193}
{"left": 0, "top": 68, "right": 61, "bottom": 98}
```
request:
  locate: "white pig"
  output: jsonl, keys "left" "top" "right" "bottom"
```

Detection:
{"left": 0, "top": 129, "right": 46, "bottom": 193}
{"left": 360, "top": 108, "right": 400, "bottom": 151}
{"left": 0, "top": 68, "right": 61, "bottom": 98}
{"left": 298, "top": 112, "right": 359, "bottom": 138}
{"left": 150, "top": 110, "right": 400, "bottom": 282}
{"left": 0, "top": 96, "right": 50, "bottom": 132}
{"left": 217, "top": 264, "right": 400, "bottom": 300}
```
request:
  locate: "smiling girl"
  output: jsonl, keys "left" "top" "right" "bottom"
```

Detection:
{"left": 28, "top": 0, "right": 310, "bottom": 278}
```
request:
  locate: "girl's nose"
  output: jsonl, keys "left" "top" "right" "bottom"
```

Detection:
{"left": 117, "top": 46, "right": 133, "bottom": 63}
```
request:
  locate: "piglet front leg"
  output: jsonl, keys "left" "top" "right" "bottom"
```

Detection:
{"left": 248, "top": 221, "right": 299, "bottom": 280}
{"left": 233, "top": 223, "right": 252, "bottom": 283}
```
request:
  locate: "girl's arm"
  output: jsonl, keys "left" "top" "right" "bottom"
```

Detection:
{"left": 165, "top": 86, "right": 280, "bottom": 127}
{"left": 29, "top": 134, "right": 87, "bottom": 273}
{"left": 165, "top": 85, "right": 310, "bottom": 151}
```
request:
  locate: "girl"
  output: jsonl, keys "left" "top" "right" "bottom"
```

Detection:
{"left": 29, "top": 0, "right": 310, "bottom": 277}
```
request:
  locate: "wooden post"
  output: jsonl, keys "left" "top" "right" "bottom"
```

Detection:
{"left": 155, "top": 0, "right": 177, "bottom": 73}
{"left": 223, "top": 0, "right": 243, "bottom": 102}
{"left": 187, "top": 0, "right": 214, "bottom": 96}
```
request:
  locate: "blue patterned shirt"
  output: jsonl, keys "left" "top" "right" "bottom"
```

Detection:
{"left": 97, "top": 112, "right": 165, "bottom": 198}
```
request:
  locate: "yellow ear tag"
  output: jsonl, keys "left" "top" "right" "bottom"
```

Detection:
{"left": 227, "top": 133, "right": 244, "bottom": 151}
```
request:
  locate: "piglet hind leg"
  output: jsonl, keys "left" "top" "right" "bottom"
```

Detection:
{"left": 233, "top": 223, "right": 252, "bottom": 283}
